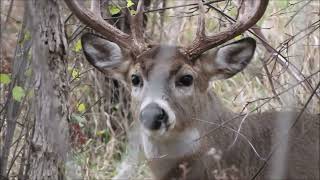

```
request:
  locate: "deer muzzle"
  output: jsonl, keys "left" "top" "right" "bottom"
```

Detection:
{"left": 140, "top": 103, "right": 169, "bottom": 131}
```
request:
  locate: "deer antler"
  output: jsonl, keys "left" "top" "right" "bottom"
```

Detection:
{"left": 183, "top": 0, "right": 269, "bottom": 60}
{"left": 64, "top": 0, "right": 147, "bottom": 56}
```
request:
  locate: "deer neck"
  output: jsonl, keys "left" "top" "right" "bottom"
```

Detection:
{"left": 142, "top": 127, "right": 201, "bottom": 160}
{"left": 141, "top": 127, "right": 203, "bottom": 179}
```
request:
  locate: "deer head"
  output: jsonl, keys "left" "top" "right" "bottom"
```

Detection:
{"left": 65, "top": 0, "right": 268, "bottom": 139}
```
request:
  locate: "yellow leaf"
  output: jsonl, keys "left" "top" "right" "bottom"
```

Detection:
{"left": 77, "top": 103, "right": 86, "bottom": 113}
{"left": 109, "top": 5, "right": 121, "bottom": 15}
{"left": 73, "top": 39, "right": 82, "bottom": 52}
{"left": 96, "top": 130, "right": 105, "bottom": 136}
{"left": 127, "top": 0, "right": 134, "bottom": 8}
{"left": 234, "top": 35, "right": 242, "bottom": 41}
{"left": 72, "top": 69, "right": 80, "bottom": 80}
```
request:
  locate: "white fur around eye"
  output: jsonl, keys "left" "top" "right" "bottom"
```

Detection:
{"left": 131, "top": 80, "right": 145, "bottom": 100}
{"left": 174, "top": 84, "right": 194, "bottom": 97}
{"left": 173, "top": 72, "right": 196, "bottom": 97}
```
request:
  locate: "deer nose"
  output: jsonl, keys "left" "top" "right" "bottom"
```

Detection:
{"left": 140, "top": 103, "right": 168, "bottom": 130}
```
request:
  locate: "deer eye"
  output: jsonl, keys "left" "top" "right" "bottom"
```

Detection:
{"left": 131, "top": 74, "right": 142, "bottom": 87}
{"left": 176, "top": 75, "right": 193, "bottom": 87}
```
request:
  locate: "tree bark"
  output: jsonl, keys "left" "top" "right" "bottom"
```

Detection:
{"left": 26, "top": 0, "right": 69, "bottom": 179}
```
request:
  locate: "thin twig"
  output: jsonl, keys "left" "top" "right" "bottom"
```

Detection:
{"left": 260, "top": 56, "right": 283, "bottom": 105}
{"left": 3, "top": 0, "right": 15, "bottom": 32}
{"left": 145, "top": 0, "right": 225, "bottom": 13}
{"left": 206, "top": 3, "right": 320, "bottom": 100}
{"left": 285, "top": 0, "right": 312, "bottom": 27}
{"left": 228, "top": 111, "right": 249, "bottom": 149}
{"left": 194, "top": 118, "right": 265, "bottom": 160}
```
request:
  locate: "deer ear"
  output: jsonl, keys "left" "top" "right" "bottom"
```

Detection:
{"left": 81, "top": 33, "right": 130, "bottom": 79}
{"left": 201, "top": 37, "right": 256, "bottom": 80}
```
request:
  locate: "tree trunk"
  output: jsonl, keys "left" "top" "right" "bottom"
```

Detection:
{"left": 26, "top": 0, "right": 69, "bottom": 179}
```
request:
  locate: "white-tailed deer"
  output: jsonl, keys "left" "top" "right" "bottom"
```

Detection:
{"left": 65, "top": 0, "right": 319, "bottom": 179}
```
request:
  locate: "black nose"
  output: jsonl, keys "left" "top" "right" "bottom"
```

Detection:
{"left": 140, "top": 103, "right": 168, "bottom": 130}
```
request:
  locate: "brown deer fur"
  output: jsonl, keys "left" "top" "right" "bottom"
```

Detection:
{"left": 122, "top": 46, "right": 319, "bottom": 180}
{"left": 80, "top": 38, "right": 319, "bottom": 179}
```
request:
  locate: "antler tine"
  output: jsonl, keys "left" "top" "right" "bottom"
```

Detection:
{"left": 184, "top": 0, "right": 269, "bottom": 60}
{"left": 65, "top": 0, "right": 144, "bottom": 55}
{"left": 130, "top": 0, "right": 147, "bottom": 53}
{"left": 196, "top": 0, "right": 206, "bottom": 39}
{"left": 90, "top": 0, "right": 101, "bottom": 16}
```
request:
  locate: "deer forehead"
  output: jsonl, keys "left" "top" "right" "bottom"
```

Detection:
{"left": 130, "top": 45, "right": 195, "bottom": 80}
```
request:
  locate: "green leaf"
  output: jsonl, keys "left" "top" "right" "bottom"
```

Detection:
{"left": 12, "top": 86, "right": 25, "bottom": 102}
{"left": 0, "top": 74, "right": 11, "bottom": 84}
{"left": 127, "top": 0, "right": 134, "bottom": 8}
{"left": 73, "top": 39, "right": 82, "bottom": 52}
{"left": 77, "top": 103, "right": 86, "bottom": 113}
{"left": 109, "top": 5, "right": 121, "bottom": 15}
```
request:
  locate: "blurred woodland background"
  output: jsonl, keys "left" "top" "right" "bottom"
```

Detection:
{"left": 0, "top": 0, "right": 319, "bottom": 179}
